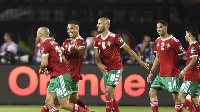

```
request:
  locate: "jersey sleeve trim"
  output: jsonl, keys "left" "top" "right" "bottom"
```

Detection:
{"left": 78, "top": 46, "right": 85, "bottom": 48}
{"left": 42, "top": 54, "right": 49, "bottom": 56}
{"left": 94, "top": 46, "right": 98, "bottom": 48}
{"left": 178, "top": 52, "right": 186, "bottom": 56}
{"left": 120, "top": 42, "right": 126, "bottom": 48}
{"left": 190, "top": 55, "right": 198, "bottom": 58}
{"left": 61, "top": 47, "right": 65, "bottom": 50}
{"left": 154, "top": 51, "right": 157, "bottom": 53}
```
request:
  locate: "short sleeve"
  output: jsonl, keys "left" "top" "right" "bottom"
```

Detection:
{"left": 77, "top": 39, "right": 86, "bottom": 49}
{"left": 154, "top": 40, "right": 157, "bottom": 53}
{"left": 94, "top": 37, "right": 98, "bottom": 48}
{"left": 174, "top": 41, "right": 185, "bottom": 55}
{"left": 40, "top": 42, "right": 51, "bottom": 56}
{"left": 189, "top": 45, "right": 198, "bottom": 58}
{"left": 115, "top": 35, "right": 125, "bottom": 48}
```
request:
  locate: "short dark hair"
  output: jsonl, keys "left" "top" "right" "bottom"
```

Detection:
{"left": 186, "top": 26, "right": 198, "bottom": 38}
{"left": 157, "top": 20, "right": 168, "bottom": 27}
{"left": 68, "top": 20, "right": 79, "bottom": 27}
{"left": 90, "top": 27, "right": 98, "bottom": 34}
{"left": 5, "top": 32, "right": 14, "bottom": 40}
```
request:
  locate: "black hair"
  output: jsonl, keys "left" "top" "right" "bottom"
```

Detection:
{"left": 68, "top": 20, "right": 79, "bottom": 27}
{"left": 5, "top": 32, "right": 14, "bottom": 40}
{"left": 186, "top": 26, "right": 198, "bottom": 38}
{"left": 90, "top": 27, "right": 98, "bottom": 34}
{"left": 157, "top": 20, "right": 168, "bottom": 27}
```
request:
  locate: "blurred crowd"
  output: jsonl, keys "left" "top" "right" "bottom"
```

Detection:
{"left": 1, "top": 29, "right": 200, "bottom": 65}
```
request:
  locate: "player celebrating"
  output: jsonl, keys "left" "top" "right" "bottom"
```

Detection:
{"left": 38, "top": 27, "right": 89, "bottom": 112}
{"left": 61, "top": 20, "right": 89, "bottom": 110}
{"left": 147, "top": 20, "right": 186, "bottom": 112}
{"left": 94, "top": 17, "right": 149, "bottom": 112}
{"left": 179, "top": 26, "right": 200, "bottom": 112}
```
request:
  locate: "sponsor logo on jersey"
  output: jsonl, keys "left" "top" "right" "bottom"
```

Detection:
{"left": 40, "top": 47, "right": 44, "bottom": 54}
{"left": 98, "top": 42, "right": 101, "bottom": 45}
{"left": 157, "top": 43, "right": 159, "bottom": 46}
{"left": 191, "top": 47, "right": 196, "bottom": 53}
{"left": 107, "top": 41, "right": 111, "bottom": 47}
{"left": 166, "top": 43, "right": 170, "bottom": 48}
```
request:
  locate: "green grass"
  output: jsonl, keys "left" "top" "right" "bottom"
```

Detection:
{"left": 0, "top": 105, "right": 188, "bottom": 112}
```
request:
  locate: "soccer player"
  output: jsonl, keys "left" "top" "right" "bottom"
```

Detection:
{"left": 179, "top": 26, "right": 200, "bottom": 112}
{"left": 38, "top": 27, "right": 89, "bottom": 112}
{"left": 61, "top": 20, "right": 89, "bottom": 110}
{"left": 147, "top": 20, "right": 186, "bottom": 112}
{"left": 94, "top": 17, "right": 149, "bottom": 112}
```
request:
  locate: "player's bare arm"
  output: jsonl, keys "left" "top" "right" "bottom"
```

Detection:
{"left": 122, "top": 43, "right": 149, "bottom": 70}
{"left": 72, "top": 41, "right": 86, "bottom": 56}
{"left": 39, "top": 55, "right": 48, "bottom": 74}
{"left": 181, "top": 53, "right": 187, "bottom": 60}
{"left": 180, "top": 56, "right": 197, "bottom": 78}
{"left": 147, "top": 52, "right": 159, "bottom": 83}
{"left": 94, "top": 47, "right": 107, "bottom": 73}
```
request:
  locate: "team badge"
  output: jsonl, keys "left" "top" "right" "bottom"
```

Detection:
{"left": 191, "top": 47, "right": 196, "bottom": 54}
{"left": 107, "top": 41, "right": 111, "bottom": 47}
{"left": 166, "top": 43, "right": 170, "bottom": 48}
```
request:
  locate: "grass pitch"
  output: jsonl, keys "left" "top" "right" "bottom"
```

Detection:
{"left": 0, "top": 105, "right": 187, "bottom": 112}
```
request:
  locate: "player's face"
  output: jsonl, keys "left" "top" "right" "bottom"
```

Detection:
{"left": 67, "top": 24, "right": 79, "bottom": 38}
{"left": 96, "top": 19, "right": 106, "bottom": 33}
{"left": 4, "top": 33, "right": 9, "bottom": 42}
{"left": 156, "top": 23, "right": 166, "bottom": 36}
{"left": 185, "top": 31, "right": 189, "bottom": 42}
{"left": 37, "top": 31, "right": 42, "bottom": 42}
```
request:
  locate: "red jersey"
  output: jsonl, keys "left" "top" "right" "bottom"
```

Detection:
{"left": 61, "top": 36, "right": 86, "bottom": 81}
{"left": 154, "top": 35, "right": 185, "bottom": 77}
{"left": 40, "top": 38, "right": 68, "bottom": 77}
{"left": 185, "top": 41, "right": 200, "bottom": 82}
{"left": 94, "top": 32, "right": 125, "bottom": 72}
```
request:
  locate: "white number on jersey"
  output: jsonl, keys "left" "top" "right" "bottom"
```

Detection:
{"left": 55, "top": 46, "right": 62, "bottom": 62}
{"left": 161, "top": 42, "right": 165, "bottom": 50}
{"left": 102, "top": 42, "right": 106, "bottom": 49}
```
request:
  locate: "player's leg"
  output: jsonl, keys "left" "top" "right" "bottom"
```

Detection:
{"left": 46, "top": 93, "right": 59, "bottom": 112}
{"left": 104, "top": 69, "right": 122, "bottom": 112}
{"left": 43, "top": 77, "right": 59, "bottom": 112}
{"left": 191, "top": 96, "right": 200, "bottom": 112}
{"left": 172, "top": 93, "right": 183, "bottom": 112}
{"left": 149, "top": 75, "right": 162, "bottom": 112}
{"left": 70, "top": 81, "right": 88, "bottom": 110}
{"left": 41, "top": 104, "right": 49, "bottom": 112}
{"left": 179, "top": 81, "right": 198, "bottom": 112}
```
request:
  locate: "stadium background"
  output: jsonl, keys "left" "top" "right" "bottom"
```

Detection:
{"left": 0, "top": 0, "right": 200, "bottom": 111}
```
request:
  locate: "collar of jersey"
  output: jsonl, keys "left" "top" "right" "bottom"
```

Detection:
{"left": 190, "top": 41, "right": 197, "bottom": 45}
{"left": 71, "top": 36, "right": 82, "bottom": 41}
{"left": 160, "top": 35, "right": 173, "bottom": 41}
{"left": 100, "top": 31, "right": 111, "bottom": 40}
{"left": 42, "top": 37, "right": 51, "bottom": 43}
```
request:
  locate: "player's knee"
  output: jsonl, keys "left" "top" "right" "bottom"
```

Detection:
{"left": 105, "top": 92, "right": 112, "bottom": 99}
{"left": 178, "top": 94, "right": 185, "bottom": 103}
{"left": 69, "top": 97, "right": 77, "bottom": 103}
{"left": 149, "top": 90, "right": 156, "bottom": 98}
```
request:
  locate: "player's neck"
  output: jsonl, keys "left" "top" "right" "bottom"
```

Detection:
{"left": 189, "top": 39, "right": 195, "bottom": 44}
{"left": 72, "top": 35, "right": 80, "bottom": 40}
{"left": 101, "top": 30, "right": 109, "bottom": 38}
{"left": 160, "top": 34, "right": 170, "bottom": 39}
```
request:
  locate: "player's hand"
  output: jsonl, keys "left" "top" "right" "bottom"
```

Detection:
{"left": 43, "top": 68, "right": 49, "bottom": 75}
{"left": 139, "top": 61, "right": 149, "bottom": 70}
{"left": 72, "top": 41, "right": 78, "bottom": 50}
{"left": 147, "top": 73, "right": 153, "bottom": 83}
{"left": 97, "top": 63, "right": 107, "bottom": 73}
{"left": 179, "top": 69, "right": 186, "bottom": 78}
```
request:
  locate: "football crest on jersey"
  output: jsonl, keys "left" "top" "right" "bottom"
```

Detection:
{"left": 107, "top": 41, "right": 111, "bottom": 47}
{"left": 166, "top": 43, "right": 170, "bottom": 48}
{"left": 191, "top": 47, "right": 196, "bottom": 54}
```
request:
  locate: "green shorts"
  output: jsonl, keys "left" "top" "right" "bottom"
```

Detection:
{"left": 179, "top": 81, "right": 200, "bottom": 96}
{"left": 47, "top": 73, "right": 72, "bottom": 99}
{"left": 71, "top": 80, "right": 78, "bottom": 94}
{"left": 151, "top": 75, "right": 180, "bottom": 93}
{"left": 103, "top": 69, "right": 123, "bottom": 88}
